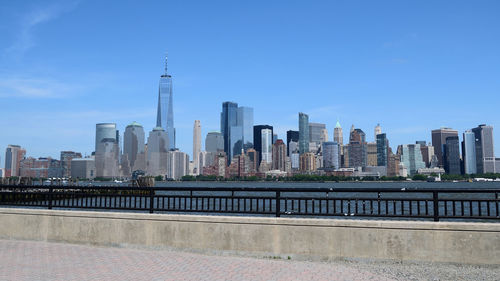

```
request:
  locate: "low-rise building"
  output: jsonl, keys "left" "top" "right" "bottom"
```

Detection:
{"left": 417, "top": 167, "right": 445, "bottom": 175}
{"left": 20, "top": 157, "right": 62, "bottom": 178}
{"left": 71, "top": 158, "right": 96, "bottom": 179}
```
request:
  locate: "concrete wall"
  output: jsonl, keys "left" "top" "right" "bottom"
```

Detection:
{"left": 0, "top": 208, "right": 498, "bottom": 265}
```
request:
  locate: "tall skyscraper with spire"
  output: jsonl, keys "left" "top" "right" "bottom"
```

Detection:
{"left": 374, "top": 123, "right": 382, "bottom": 139}
{"left": 334, "top": 120, "right": 343, "bottom": 145}
{"left": 156, "top": 54, "right": 175, "bottom": 150}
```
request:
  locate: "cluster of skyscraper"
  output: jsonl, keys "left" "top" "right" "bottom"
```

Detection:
{"left": 2, "top": 55, "right": 499, "bottom": 180}
{"left": 193, "top": 108, "right": 499, "bottom": 179}
{"left": 87, "top": 56, "right": 188, "bottom": 179}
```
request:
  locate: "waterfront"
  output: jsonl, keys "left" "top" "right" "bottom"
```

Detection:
{"left": 2, "top": 182, "right": 498, "bottom": 221}
{"left": 155, "top": 180, "right": 500, "bottom": 189}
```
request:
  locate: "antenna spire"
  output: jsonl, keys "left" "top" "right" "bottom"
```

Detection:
{"left": 164, "top": 53, "right": 168, "bottom": 75}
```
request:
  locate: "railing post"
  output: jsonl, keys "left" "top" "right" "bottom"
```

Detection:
{"left": 433, "top": 191, "right": 439, "bottom": 222}
{"left": 276, "top": 191, "right": 281, "bottom": 217}
{"left": 48, "top": 187, "right": 53, "bottom": 210}
{"left": 149, "top": 186, "right": 154, "bottom": 214}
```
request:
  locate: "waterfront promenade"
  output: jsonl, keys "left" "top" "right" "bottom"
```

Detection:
{"left": 1, "top": 239, "right": 498, "bottom": 281}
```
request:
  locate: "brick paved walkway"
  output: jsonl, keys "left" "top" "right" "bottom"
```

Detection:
{"left": 0, "top": 239, "right": 498, "bottom": 280}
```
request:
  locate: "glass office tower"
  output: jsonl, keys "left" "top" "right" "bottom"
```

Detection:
{"left": 156, "top": 55, "right": 175, "bottom": 150}
{"left": 323, "top": 141, "right": 340, "bottom": 169}
{"left": 400, "top": 144, "right": 426, "bottom": 176}
{"left": 298, "top": 112, "right": 309, "bottom": 155}
{"left": 462, "top": 130, "right": 476, "bottom": 174}
{"left": 472, "top": 124, "right": 495, "bottom": 174}
{"left": 95, "top": 123, "right": 117, "bottom": 152}
{"left": 237, "top": 106, "right": 254, "bottom": 150}
{"left": 309, "top": 123, "right": 326, "bottom": 145}
{"left": 444, "top": 136, "right": 461, "bottom": 175}
{"left": 376, "top": 133, "right": 388, "bottom": 166}
{"left": 221, "top": 102, "right": 254, "bottom": 164}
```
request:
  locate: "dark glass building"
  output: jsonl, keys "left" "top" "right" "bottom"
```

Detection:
{"left": 220, "top": 102, "right": 254, "bottom": 164}
{"left": 376, "top": 133, "right": 388, "bottom": 166}
{"left": 444, "top": 136, "right": 461, "bottom": 175}
{"left": 286, "top": 130, "right": 299, "bottom": 156}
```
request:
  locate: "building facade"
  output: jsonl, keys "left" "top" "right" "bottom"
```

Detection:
{"left": 123, "top": 122, "right": 146, "bottom": 173}
{"left": 166, "top": 150, "right": 189, "bottom": 180}
{"left": 95, "top": 138, "right": 120, "bottom": 178}
{"left": 444, "top": 136, "right": 461, "bottom": 175}
{"left": 366, "top": 142, "right": 378, "bottom": 166}
{"left": 347, "top": 129, "right": 367, "bottom": 168}
{"left": 253, "top": 125, "right": 273, "bottom": 168}
{"left": 95, "top": 123, "right": 117, "bottom": 153}
{"left": 60, "top": 151, "right": 82, "bottom": 178}
{"left": 472, "top": 124, "right": 495, "bottom": 174}
{"left": 71, "top": 158, "right": 95, "bottom": 179}
{"left": 146, "top": 127, "right": 169, "bottom": 176}
{"left": 20, "top": 157, "right": 62, "bottom": 178}
{"left": 272, "top": 139, "right": 287, "bottom": 171}
{"left": 322, "top": 141, "right": 340, "bottom": 170}
{"left": 418, "top": 143, "right": 435, "bottom": 168}
{"left": 374, "top": 124, "right": 382, "bottom": 140}
{"left": 205, "top": 132, "right": 224, "bottom": 153}
{"left": 299, "top": 152, "right": 316, "bottom": 172}
{"left": 192, "top": 120, "right": 201, "bottom": 175}
{"left": 156, "top": 55, "right": 176, "bottom": 149}
{"left": 462, "top": 130, "right": 477, "bottom": 174}
{"left": 4, "top": 145, "right": 26, "bottom": 177}
{"left": 400, "top": 144, "right": 426, "bottom": 176}
{"left": 431, "top": 128, "right": 458, "bottom": 168}
{"left": 308, "top": 122, "right": 326, "bottom": 147}
{"left": 298, "top": 112, "right": 309, "bottom": 155}
{"left": 334, "top": 121, "right": 343, "bottom": 145}
{"left": 376, "top": 133, "right": 388, "bottom": 167}
{"left": 286, "top": 130, "right": 299, "bottom": 156}
{"left": 221, "top": 102, "right": 253, "bottom": 163}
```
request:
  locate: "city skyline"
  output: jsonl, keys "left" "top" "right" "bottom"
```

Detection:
{"left": 1, "top": 1, "right": 500, "bottom": 163}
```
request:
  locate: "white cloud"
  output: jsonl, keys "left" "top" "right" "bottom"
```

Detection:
{"left": 0, "top": 77, "right": 77, "bottom": 98}
{"left": 4, "top": 1, "right": 79, "bottom": 56}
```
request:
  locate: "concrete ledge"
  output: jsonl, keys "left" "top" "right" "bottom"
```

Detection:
{"left": 0, "top": 208, "right": 499, "bottom": 265}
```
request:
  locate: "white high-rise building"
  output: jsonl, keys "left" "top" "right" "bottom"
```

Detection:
{"left": 193, "top": 120, "right": 201, "bottom": 175}
{"left": 261, "top": 128, "right": 273, "bottom": 164}
{"left": 166, "top": 150, "right": 189, "bottom": 180}
{"left": 375, "top": 123, "right": 382, "bottom": 139}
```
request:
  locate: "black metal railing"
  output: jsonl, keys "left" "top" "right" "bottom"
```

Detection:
{"left": 0, "top": 185, "right": 499, "bottom": 222}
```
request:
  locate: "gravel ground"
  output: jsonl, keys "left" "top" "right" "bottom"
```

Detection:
{"left": 0, "top": 239, "right": 498, "bottom": 280}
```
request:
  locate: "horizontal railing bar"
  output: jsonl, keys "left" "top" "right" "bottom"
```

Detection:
{"left": 2, "top": 185, "right": 500, "bottom": 193}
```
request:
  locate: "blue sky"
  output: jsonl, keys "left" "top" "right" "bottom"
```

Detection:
{"left": 1, "top": 0, "right": 499, "bottom": 164}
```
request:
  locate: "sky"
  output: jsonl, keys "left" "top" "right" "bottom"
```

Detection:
{"left": 1, "top": 0, "right": 499, "bottom": 165}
